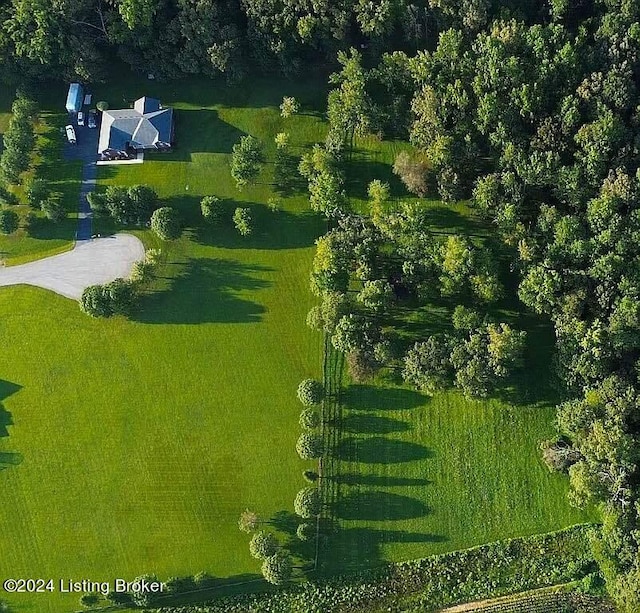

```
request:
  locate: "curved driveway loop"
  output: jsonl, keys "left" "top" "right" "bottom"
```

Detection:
{"left": 0, "top": 234, "right": 145, "bottom": 299}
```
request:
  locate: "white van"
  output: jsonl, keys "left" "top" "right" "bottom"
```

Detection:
{"left": 77, "top": 111, "right": 84, "bottom": 126}
{"left": 65, "top": 125, "right": 77, "bottom": 144}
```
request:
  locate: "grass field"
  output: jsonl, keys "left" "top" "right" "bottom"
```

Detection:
{"left": 0, "top": 67, "right": 591, "bottom": 612}
{"left": 0, "top": 72, "right": 326, "bottom": 612}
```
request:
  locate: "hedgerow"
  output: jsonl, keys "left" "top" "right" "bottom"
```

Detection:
{"left": 147, "top": 525, "right": 597, "bottom": 613}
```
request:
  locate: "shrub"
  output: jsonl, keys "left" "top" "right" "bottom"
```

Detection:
{"left": 0, "top": 209, "right": 19, "bottom": 234}
{"left": 41, "top": 193, "right": 65, "bottom": 222}
{"left": 261, "top": 550, "right": 293, "bottom": 585}
{"left": 294, "top": 487, "right": 322, "bottom": 518}
{"left": 151, "top": 206, "right": 182, "bottom": 240}
{"left": 105, "top": 590, "right": 132, "bottom": 605}
{"left": 80, "top": 593, "right": 99, "bottom": 607}
{"left": 201, "top": 195, "right": 224, "bottom": 224}
{"left": 238, "top": 509, "right": 260, "bottom": 533}
{"left": 300, "top": 408, "right": 320, "bottom": 429}
{"left": 392, "top": 150, "right": 431, "bottom": 197}
{"left": 104, "top": 278, "right": 137, "bottom": 315}
{"left": 297, "top": 378, "right": 324, "bottom": 405}
{"left": 249, "top": 531, "right": 279, "bottom": 560}
{"left": 96, "top": 101, "right": 109, "bottom": 112}
{"left": 233, "top": 207, "right": 252, "bottom": 236}
{"left": 79, "top": 279, "right": 137, "bottom": 318}
{"left": 80, "top": 285, "right": 112, "bottom": 318}
{"left": 280, "top": 96, "right": 300, "bottom": 118}
{"left": 347, "top": 350, "right": 379, "bottom": 382}
{"left": 296, "top": 432, "right": 323, "bottom": 459}
{"left": 25, "top": 177, "right": 49, "bottom": 208}
{"left": 296, "top": 522, "right": 316, "bottom": 541}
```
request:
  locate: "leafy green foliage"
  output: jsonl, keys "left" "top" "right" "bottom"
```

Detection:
{"left": 297, "top": 378, "right": 323, "bottom": 406}
{"left": 295, "top": 432, "right": 323, "bottom": 459}
{"left": 0, "top": 209, "right": 19, "bottom": 234}
{"left": 151, "top": 207, "right": 182, "bottom": 240}
{"left": 232, "top": 207, "right": 252, "bottom": 236}
{"left": 294, "top": 487, "right": 322, "bottom": 518}
{"left": 231, "top": 136, "right": 264, "bottom": 189}
{"left": 249, "top": 531, "right": 279, "bottom": 560}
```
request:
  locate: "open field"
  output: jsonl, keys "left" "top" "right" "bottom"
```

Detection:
{"left": 0, "top": 68, "right": 590, "bottom": 612}
{"left": 0, "top": 72, "right": 326, "bottom": 612}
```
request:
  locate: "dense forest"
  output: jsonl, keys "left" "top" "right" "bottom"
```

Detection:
{"left": 2, "top": 0, "right": 640, "bottom": 611}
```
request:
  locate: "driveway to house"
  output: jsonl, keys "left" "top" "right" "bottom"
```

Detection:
{"left": 0, "top": 234, "right": 145, "bottom": 299}
{"left": 64, "top": 113, "right": 99, "bottom": 239}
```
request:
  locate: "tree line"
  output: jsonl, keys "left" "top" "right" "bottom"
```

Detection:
{"left": 299, "top": 3, "right": 640, "bottom": 610}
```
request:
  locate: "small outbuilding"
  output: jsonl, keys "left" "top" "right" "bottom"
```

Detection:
{"left": 66, "top": 83, "right": 84, "bottom": 114}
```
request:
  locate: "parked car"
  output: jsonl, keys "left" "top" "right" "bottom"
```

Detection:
{"left": 65, "top": 125, "right": 76, "bottom": 144}
{"left": 87, "top": 111, "right": 97, "bottom": 129}
{"left": 77, "top": 111, "right": 84, "bottom": 126}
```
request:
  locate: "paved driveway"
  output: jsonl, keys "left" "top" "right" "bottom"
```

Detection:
{"left": 64, "top": 115, "right": 100, "bottom": 239}
{"left": 0, "top": 234, "right": 145, "bottom": 299}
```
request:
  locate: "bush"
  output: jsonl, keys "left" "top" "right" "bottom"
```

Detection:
{"left": 280, "top": 96, "right": 300, "bottom": 118}
{"left": 25, "top": 177, "right": 49, "bottom": 208}
{"left": 261, "top": 550, "right": 293, "bottom": 585}
{"left": 392, "top": 151, "right": 431, "bottom": 197}
{"left": 296, "top": 522, "right": 316, "bottom": 541}
{"left": 300, "top": 408, "right": 320, "bottom": 429}
{"left": 0, "top": 209, "right": 19, "bottom": 234}
{"left": 296, "top": 432, "right": 323, "bottom": 459}
{"left": 294, "top": 487, "right": 322, "bottom": 518}
{"left": 233, "top": 207, "right": 252, "bottom": 236}
{"left": 249, "top": 531, "right": 279, "bottom": 560}
{"left": 201, "top": 195, "right": 224, "bottom": 224}
{"left": 79, "top": 279, "right": 137, "bottom": 318}
{"left": 80, "top": 593, "right": 99, "bottom": 607}
{"left": 105, "top": 590, "right": 132, "bottom": 604}
{"left": 151, "top": 206, "right": 182, "bottom": 240}
{"left": 80, "top": 285, "right": 112, "bottom": 318}
{"left": 297, "top": 378, "right": 324, "bottom": 405}
{"left": 41, "top": 194, "right": 65, "bottom": 222}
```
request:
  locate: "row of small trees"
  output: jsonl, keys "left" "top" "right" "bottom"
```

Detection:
{"left": 238, "top": 377, "right": 326, "bottom": 585}
{"left": 79, "top": 249, "right": 161, "bottom": 318}
{"left": 0, "top": 94, "right": 37, "bottom": 185}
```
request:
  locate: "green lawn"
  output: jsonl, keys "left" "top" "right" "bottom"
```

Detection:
{"left": 0, "top": 67, "right": 591, "bottom": 612}
{"left": 0, "top": 72, "right": 326, "bottom": 612}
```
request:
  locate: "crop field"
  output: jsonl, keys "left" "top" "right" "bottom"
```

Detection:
{"left": 0, "top": 69, "right": 589, "bottom": 612}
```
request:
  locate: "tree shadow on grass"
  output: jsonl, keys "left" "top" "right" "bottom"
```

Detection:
{"left": 320, "top": 526, "right": 447, "bottom": 574}
{"left": 333, "top": 473, "right": 431, "bottom": 487}
{"left": 194, "top": 204, "right": 323, "bottom": 251}
{"left": 343, "top": 385, "right": 427, "bottom": 412}
{"left": 133, "top": 257, "right": 271, "bottom": 324}
{"left": 337, "top": 437, "right": 433, "bottom": 464}
{"left": 335, "top": 490, "right": 430, "bottom": 521}
{"left": 150, "top": 109, "right": 247, "bottom": 161}
{"left": 341, "top": 414, "right": 411, "bottom": 435}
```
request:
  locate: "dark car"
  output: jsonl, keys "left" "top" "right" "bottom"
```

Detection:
{"left": 87, "top": 111, "right": 97, "bottom": 129}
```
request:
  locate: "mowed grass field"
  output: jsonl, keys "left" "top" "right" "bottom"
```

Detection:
{"left": 0, "top": 67, "right": 591, "bottom": 612}
{"left": 0, "top": 73, "right": 326, "bottom": 612}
